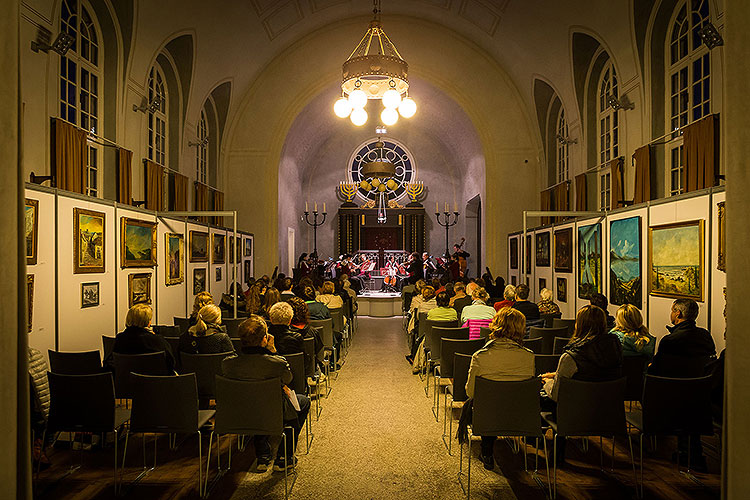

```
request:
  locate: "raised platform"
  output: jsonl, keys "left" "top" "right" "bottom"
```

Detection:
{"left": 356, "top": 291, "right": 403, "bottom": 317}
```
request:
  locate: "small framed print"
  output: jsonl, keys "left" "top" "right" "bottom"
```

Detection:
{"left": 81, "top": 282, "right": 100, "bottom": 308}
{"left": 216, "top": 267, "right": 222, "bottom": 282}
{"left": 193, "top": 268, "right": 206, "bottom": 295}
{"left": 539, "top": 277, "right": 547, "bottom": 292}
{"left": 557, "top": 277, "right": 567, "bottom": 303}
{"left": 244, "top": 237, "right": 253, "bottom": 257}
{"left": 128, "top": 273, "right": 152, "bottom": 308}
{"left": 189, "top": 230, "right": 209, "bottom": 263}
{"left": 212, "top": 233, "right": 226, "bottom": 264}
{"left": 25, "top": 198, "right": 39, "bottom": 265}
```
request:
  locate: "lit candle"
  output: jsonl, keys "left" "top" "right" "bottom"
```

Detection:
{"left": 315, "top": 202, "right": 318, "bottom": 212}
{"left": 445, "top": 202, "right": 449, "bottom": 212}
{"left": 454, "top": 202, "right": 458, "bottom": 212}
{"left": 323, "top": 202, "right": 326, "bottom": 213}
{"left": 436, "top": 201, "right": 439, "bottom": 213}
{"left": 306, "top": 201, "right": 309, "bottom": 212}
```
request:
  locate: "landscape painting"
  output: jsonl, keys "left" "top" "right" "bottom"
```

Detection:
{"left": 74, "top": 208, "right": 105, "bottom": 274}
{"left": 190, "top": 230, "right": 209, "bottom": 262}
{"left": 25, "top": 198, "right": 38, "bottom": 265}
{"left": 244, "top": 237, "right": 253, "bottom": 257}
{"left": 578, "top": 223, "right": 602, "bottom": 299}
{"left": 128, "top": 273, "right": 152, "bottom": 307}
{"left": 554, "top": 228, "right": 573, "bottom": 273}
{"left": 610, "top": 216, "right": 642, "bottom": 306}
{"left": 213, "top": 233, "right": 226, "bottom": 264}
{"left": 509, "top": 237, "right": 518, "bottom": 269}
{"left": 193, "top": 268, "right": 206, "bottom": 295}
{"left": 535, "top": 231, "right": 550, "bottom": 267}
{"left": 649, "top": 220, "right": 704, "bottom": 301}
{"left": 165, "top": 233, "right": 184, "bottom": 285}
{"left": 121, "top": 218, "right": 156, "bottom": 267}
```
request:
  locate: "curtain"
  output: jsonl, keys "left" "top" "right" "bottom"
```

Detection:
{"left": 116, "top": 148, "right": 133, "bottom": 205}
{"left": 684, "top": 113, "right": 720, "bottom": 192}
{"left": 213, "top": 190, "right": 225, "bottom": 226}
{"left": 195, "top": 182, "right": 209, "bottom": 223}
{"left": 575, "top": 173, "right": 587, "bottom": 211}
{"left": 53, "top": 118, "right": 87, "bottom": 193}
{"left": 144, "top": 160, "right": 164, "bottom": 211}
{"left": 633, "top": 145, "right": 652, "bottom": 204}
{"left": 553, "top": 181, "right": 569, "bottom": 222}
{"left": 610, "top": 157, "right": 624, "bottom": 209}
{"left": 540, "top": 188, "right": 552, "bottom": 225}
{"left": 173, "top": 172, "right": 188, "bottom": 211}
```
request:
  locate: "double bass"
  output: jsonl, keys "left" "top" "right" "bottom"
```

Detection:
{"left": 453, "top": 237, "right": 469, "bottom": 277}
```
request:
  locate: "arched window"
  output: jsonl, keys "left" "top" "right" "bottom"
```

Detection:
{"left": 556, "top": 107, "right": 569, "bottom": 184}
{"left": 59, "top": 0, "right": 102, "bottom": 197}
{"left": 666, "top": 0, "right": 711, "bottom": 196}
{"left": 597, "top": 60, "right": 618, "bottom": 209}
{"left": 147, "top": 64, "right": 168, "bottom": 166}
{"left": 196, "top": 111, "right": 208, "bottom": 184}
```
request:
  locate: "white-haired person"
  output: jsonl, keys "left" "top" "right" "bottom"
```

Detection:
{"left": 178, "top": 304, "right": 234, "bottom": 355}
{"left": 267, "top": 301, "right": 309, "bottom": 374}
{"left": 537, "top": 288, "right": 561, "bottom": 316}
{"left": 108, "top": 303, "right": 175, "bottom": 372}
{"left": 493, "top": 284, "right": 516, "bottom": 311}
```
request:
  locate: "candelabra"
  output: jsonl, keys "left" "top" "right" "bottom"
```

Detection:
{"left": 304, "top": 202, "right": 327, "bottom": 255}
{"left": 435, "top": 203, "right": 459, "bottom": 257}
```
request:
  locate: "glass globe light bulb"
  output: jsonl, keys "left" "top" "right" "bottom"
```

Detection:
{"left": 350, "top": 107, "right": 368, "bottom": 126}
{"left": 382, "top": 89, "right": 402, "bottom": 109}
{"left": 333, "top": 98, "right": 352, "bottom": 118}
{"left": 398, "top": 97, "right": 417, "bottom": 118}
{"left": 348, "top": 89, "right": 368, "bottom": 109}
{"left": 381, "top": 107, "right": 399, "bottom": 126}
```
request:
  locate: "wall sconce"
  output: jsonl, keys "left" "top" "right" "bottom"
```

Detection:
{"left": 29, "top": 172, "right": 56, "bottom": 186}
{"left": 556, "top": 134, "right": 578, "bottom": 145}
{"left": 607, "top": 94, "right": 635, "bottom": 111}
{"left": 31, "top": 27, "right": 74, "bottom": 55}
{"left": 698, "top": 22, "right": 723, "bottom": 49}
{"left": 133, "top": 94, "right": 163, "bottom": 114}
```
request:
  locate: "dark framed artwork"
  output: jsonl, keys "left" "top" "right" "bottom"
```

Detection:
{"left": 525, "top": 234, "right": 532, "bottom": 274}
{"left": 244, "top": 260, "right": 252, "bottom": 283}
{"left": 577, "top": 223, "right": 602, "bottom": 300}
{"left": 556, "top": 277, "right": 567, "bottom": 303}
{"left": 193, "top": 268, "right": 207, "bottom": 295}
{"left": 128, "top": 273, "right": 152, "bottom": 308}
{"left": 212, "top": 233, "right": 226, "bottom": 264}
{"left": 535, "top": 231, "right": 550, "bottom": 267}
{"left": 229, "top": 235, "right": 242, "bottom": 263}
{"left": 165, "top": 233, "right": 184, "bottom": 286}
{"left": 649, "top": 220, "right": 704, "bottom": 301}
{"left": 717, "top": 201, "right": 725, "bottom": 272}
{"left": 74, "top": 208, "right": 105, "bottom": 274}
{"left": 121, "top": 218, "right": 157, "bottom": 268}
{"left": 216, "top": 267, "right": 222, "bottom": 282}
{"left": 511, "top": 276, "right": 517, "bottom": 286}
{"left": 27, "top": 274, "right": 34, "bottom": 333}
{"left": 509, "top": 237, "right": 518, "bottom": 269}
{"left": 539, "top": 277, "right": 547, "bottom": 292}
{"left": 244, "top": 237, "right": 253, "bottom": 257}
{"left": 189, "top": 230, "right": 209, "bottom": 263}
{"left": 25, "top": 198, "right": 39, "bottom": 265}
{"left": 610, "top": 216, "right": 642, "bottom": 306}
{"left": 554, "top": 227, "right": 573, "bottom": 273}
{"left": 81, "top": 282, "right": 100, "bottom": 308}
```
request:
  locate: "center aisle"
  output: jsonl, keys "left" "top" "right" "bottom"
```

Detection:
{"left": 231, "top": 317, "right": 518, "bottom": 499}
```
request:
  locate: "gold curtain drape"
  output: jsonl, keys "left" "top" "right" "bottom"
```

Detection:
{"left": 610, "top": 157, "right": 624, "bottom": 209}
{"left": 575, "top": 173, "right": 587, "bottom": 211}
{"left": 53, "top": 118, "right": 87, "bottom": 193}
{"left": 173, "top": 172, "right": 188, "bottom": 211}
{"left": 195, "top": 182, "right": 209, "bottom": 223}
{"left": 144, "top": 160, "right": 164, "bottom": 211}
{"left": 553, "top": 181, "right": 569, "bottom": 222}
{"left": 540, "top": 188, "right": 552, "bottom": 225}
{"left": 213, "top": 190, "right": 225, "bottom": 226}
{"left": 684, "top": 113, "right": 720, "bottom": 192}
{"left": 116, "top": 148, "right": 133, "bottom": 205}
{"left": 633, "top": 145, "right": 652, "bottom": 204}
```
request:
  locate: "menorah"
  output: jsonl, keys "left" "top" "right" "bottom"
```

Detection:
{"left": 405, "top": 181, "right": 426, "bottom": 206}
{"left": 435, "top": 202, "right": 460, "bottom": 257}
{"left": 338, "top": 181, "right": 358, "bottom": 206}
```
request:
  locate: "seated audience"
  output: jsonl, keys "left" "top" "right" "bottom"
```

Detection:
{"left": 449, "top": 282, "right": 467, "bottom": 307}
{"left": 493, "top": 285, "right": 516, "bottom": 312}
{"left": 537, "top": 288, "right": 561, "bottom": 316}
{"left": 301, "top": 286, "right": 330, "bottom": 321}
{"left": 461, "top": 287, "right": 496, "bottom": 339}
{"left": 465, "top": 307, "right": 534, "bottom": 470}
{"left": 427, "top": 291, "right": 458, "bottom": 322}
{"left": 109, "top": 304, "right": 175, "bottom": 372}
{"left": 590, "top": 293, "right": 615, "bottom": 330}
{"left": 267, "top": 302, "right": 310, "bottom": 375}
{"left": 245, "top": 282, "right": 263, "bottom": 315}
{"left": 189, "top": 292, "right": 214, "bottom": 326}
{"left": 406, "top": 283, "right": 433, "bottom": 333}
{"left": 279, "top": 277, "right": 295, "bottom": 299}
{"left": 511, "top": 284, "right": 540, "bottom": 320}
{"left": 288, "top": 296, "right": 325, "bottom": 377}
{"left": 259, "top": 287, "right": 281, "bottom": 320}
{"left": 220, "top": 282, "right": 246, "bottom": 315}
{"left": 611, "top": 304, "right": 655, "bottom": 358}
{"left": 179, "top": 304, "right": 234, "bottom": 355}
{"left": 222, "top": 316, "right": 310, "bottom": 472}
{"left": 317, "top": 281, "right": 344, "bottom": 309}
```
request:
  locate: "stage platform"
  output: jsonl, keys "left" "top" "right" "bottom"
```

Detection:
{"left": 356, "top": 291, "right": 403, "bottom": 317}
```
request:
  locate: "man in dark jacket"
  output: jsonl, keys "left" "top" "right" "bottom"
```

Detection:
{"left": 589, "top": 293, "right": 615, "bottom": 330}
{"left": 512, "top": 284, "right": 540, "bottom": 320}
{"left": 267, "top": 302, "right": 310, "bottom": 376}
{"left": 222, "top": 315, "right": 310, "bottom": 472}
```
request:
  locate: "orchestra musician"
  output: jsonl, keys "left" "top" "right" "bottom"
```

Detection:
{"left": 406, "top": 252, "right": 422, "bottom": 285}
{"left": 452, "top": 239, "right": 470, "bottom": 277}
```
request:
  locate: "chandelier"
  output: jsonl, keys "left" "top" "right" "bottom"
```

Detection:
{"left": 333, "top": 0, "right": 417, "bottom": 126}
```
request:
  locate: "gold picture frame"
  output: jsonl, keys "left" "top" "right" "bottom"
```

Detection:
{"left": 74, "top": 208, "right": 106, "bottom": 274}
{"left": 25, "top": 198, "right": 39, "bottom": 265}
{"left": 212, "top": 233, "right": 226, "bottom": 264}
{"left": 648, "top": 220, "right": 704, "bottom": 301}
{"left": 717, "top": 201, "right": 726, "bottom": 272}
{"left": 27, "top": 274, "right": 34, "bottom": 333}
{"left": 121, "top": 218, "right": 157, "bottom": 268}
{"left": 165, "top": 233, "right": 185, "bottom": 286}
{"left": 128, "top": 273, "right": 152, "bottom": 308}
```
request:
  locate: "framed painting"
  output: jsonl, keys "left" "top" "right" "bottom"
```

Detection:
{"left": 525, "top": 234, "right": 532, "bottom": 274}
{"left": 81, "top": 282, "right": 100, "bottom": 308}
{"left": 557, "top": 277, "right": 567, "bottom": 303}
{"left": 244, "top": 236, "right": 253, "bottom": 257}
{"left": 165, "top": 233, "right": 184, "bottom": 285}
{"left": 718, "top": 201, "right": 725, "bottom": 272}
{"left": 509, "top": 237, "right": 518, "bottom": 269}
{"left": 535, "top": 231, "right": 550, "bottom": 267}
{"left": 121, "top": 218, "right": 157, "bottom": 267}
{"left": 511, "top": 276, "right": 517, "bottom": 286}
{"left": 610, "top": 216, "right": 642, "bottom": 306}
{"left": 554, "top": 227, "right": 573, "bottom": 273}
{"left": 193, "top": 268, "right": 206, "bottom": 295}
{"left": 244, "top": 260, "right": 252, "bottom": 283}
{"left": 216, "top": 267, "right": 222, "bottom": 282}
{"left": 27, "top": 274, "right": 34, "bottom": 333}
{"left": 212, "top": 233, "right": 226, "bottom": 264}
{"left": 189, "top": 230, "right": 209, "bottom": 263}
{"left": 649, "top": 220, "right": 704, "bottom": 301}
{"left": 74, "top": 208, "right": 105, "bottom": 274}
{"left": 25, "top": 198, "right": 39, "bottom": 265}
{"left": 577, "top": 223, "right": 602, "bottom": 299}
{"left": 128, "top": 273, "right": 152, "bottom": 308}
{"left": 228, "top": 235, "right": 242, "bottom": 263}
{"left": 539, "top": 277, "right": 547, "bottom": 292}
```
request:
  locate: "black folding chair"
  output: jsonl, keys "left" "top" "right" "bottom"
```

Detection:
{"left": 48, "top": 350, "right": 102, "bottom": 375}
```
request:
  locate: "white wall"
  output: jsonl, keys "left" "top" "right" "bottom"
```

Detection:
{"left": 26, "top": 190, "right": 56, "bottom": 358}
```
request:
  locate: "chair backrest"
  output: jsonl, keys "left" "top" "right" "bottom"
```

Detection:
{"left": 451, "top": 353, "right": 473, "bottom": 403}
{"left": 528, "top": 327, "right": 569, "bottom": 354}
{"left": 329, "top": 307, "right": 345, "bottom": 333}
{"left": 534, "top": 354, "right": 561, "bottom": 376}
{"left": 282, "top": 352, "right": 306, "bottom": 394}
{"left": 47, "top": 372, "right": 115, "bottom": 433}
{"left": 653, "top": 354, "right": 712, "bottom": 378}
{"left": 48, "top": 350, "right": 102, "bottom": 375}
{"left": 473, "top": 377, "right": 544, "bottom": 437}
{"left": 521, "top": 337, "right": 543, "bottom": 354}
{"left": 153, "top": 325, "right": 181, "bottom": 337}
{"left": 424, "top": 319, "right": 460, "bottom": 359}
{"left": 302, "top": 337, "right": 316, "bottom": 378}
{"left": 224, "top": 318, "right": 245, "bottom": 338}
{"left": 465, "top": 318, "right": 492, "bottom": 340}
{"left": 432, "top": 326, "right": 469, "bottom": 340}
{"left": 417, "top": 312, "right": 429, "bottom": 337}
{"left": 552, "top": 318, "right": 575, "bottom": 337}
{"left": 230, "top": 338, "right": 242, "bottom": 353}
{"left": 309, "top": 318, "right": 334, "bottom": 349}
{"left": 622, "top": 355, "right": 649, "bottom": 401}
{"left": 555, "top": 377, "right": 627, "bottom": 437}
{"left": 440, "top": 338, "right": 485, "bottom": 379}
{"left": 130, "top": 373, "right": 199, "bottom": 433}
{"left": 180, "top": 352, "right": 233, "bottom": 400}
{"left": 174, "top": 316, "right": 191, "bottom": 334}
{"left": 641, "top": 374, "right": 714, "bottom": 436}
{"left": 552, "top": 336, "right": 571, "bottom": 355}
{"left": 541, "top": 312, "right": 562, "bottom": 328}
{"left": 113, "top": 351, "right": 169, "bottom": 399}
{"left": 479, "top": 327, "right": 492, "bottom": 339}
{"left": 162, "top": 337, "right": 181, "bottom": 359}
{"left": 102, "top": 336, "right": 116, "bottom": 362}
{"left": 214, "top": 376, "right": 283, "bottom": 436}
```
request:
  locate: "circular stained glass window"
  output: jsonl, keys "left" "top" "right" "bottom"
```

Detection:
{"left": 347, "top": 138, "right": 415, "bottom": 202}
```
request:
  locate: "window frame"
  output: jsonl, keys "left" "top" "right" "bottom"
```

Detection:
{"left": 556, "top": 107, "right": 569, "bottom": 184}
{"left": 596, "top": 60, "right": 619, "bottom": 167}
{"left": 147, "top": 63, "right": 168, "bottom": 167}
{"left": 196, "top": 110, "right": 208, "bottom": 185}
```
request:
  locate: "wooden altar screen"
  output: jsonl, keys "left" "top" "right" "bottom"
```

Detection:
{"left": 337, "top": 206, "right": 426, "bottom": 256}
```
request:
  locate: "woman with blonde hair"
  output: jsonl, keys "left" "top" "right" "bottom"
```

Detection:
{"left": 460, "top": 287, "right": 496, "bottom": 339}
{"left": 189, "top": 292, "right": 214, "bottom": 326}
{"left": 612, "top": 304, "right": 656, "bottom": 358}
{"left": 493, "top": 285, "right": 516, "bottom": 311}
{"left": 108, "top": 303, "right": 175, "bottom": 372}
{"left": 179, "top": 304, "right": 234, "bottom": 355}
{"left": 316, "top": 280, "right": 343, "bottom": 309}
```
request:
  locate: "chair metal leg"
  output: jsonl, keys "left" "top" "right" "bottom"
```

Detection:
{"left": 553, "top": 435, "right": 557, "bottom": 498}
{"left": 113, "top": 429, "right": 119, "bottom": 496}
{"left": 627, "top": 434, "right": 639, "bottom": 498}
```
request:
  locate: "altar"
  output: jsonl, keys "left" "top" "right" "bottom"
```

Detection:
{"left": 336, "top": 205, "right": 426, "bottom": 256}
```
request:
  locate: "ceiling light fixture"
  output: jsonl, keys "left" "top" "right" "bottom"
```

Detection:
{"left": 333, "top": 0, "right": 417, "bottom": 126}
